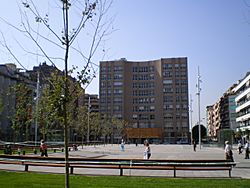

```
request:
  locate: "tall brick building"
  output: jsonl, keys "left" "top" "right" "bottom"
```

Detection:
{"left": 99, "top": 58, "right": 189, "bottom": 144}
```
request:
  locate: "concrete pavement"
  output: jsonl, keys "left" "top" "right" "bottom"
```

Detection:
{"left": 0, "top": 144, "right": 250, "bottom": 178}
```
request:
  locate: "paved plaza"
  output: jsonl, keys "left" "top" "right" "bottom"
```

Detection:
{"left": 0, "top": 144, "right": 250, "bottom": 178}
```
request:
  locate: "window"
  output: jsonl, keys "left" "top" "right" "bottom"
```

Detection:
{"left": 114, "top": 97, "right": 122, "bottom": 103}
{"left": 150, "top": 106, "right": 155, "bottom": 111}
{"left": 113, "top": 105, "right": 122, "bottom": 111}
{"left": 114, "top": 74, "right": 123, "bottom": 80}
{"left": 163, "top": 79, "right": 173, "bottom": 84}
{"left": 114, "top": 82, "right": 123, "bottom": 86}
{"left": 114, "top": 89, "right": 123, "bottom": 94}
{"left": 114, "top": 66, "right": 123, "bottom": 72}
{"left": 163, "top": 64, "right": 172, "bottom": 69}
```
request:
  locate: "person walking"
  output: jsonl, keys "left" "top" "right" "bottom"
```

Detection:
{"left": 193, "top": 140, "right": 197, "bottom": 152}
{"left": 238, "top": 141, "right": 242, "bottom": 154}
{"left": 143, "top": 141, "right": 151, "bottom": 159}
{"left": 40, "top": 140, "right": 48, "bottom": 157}
{"left": 120, "top": 139, "right": 125, "bottom": 151}
{"left": 224, "top": 141, "right": 233, "bottom": 161}
{"left": 244, "top": 141, "right": 249, "bottom": 159}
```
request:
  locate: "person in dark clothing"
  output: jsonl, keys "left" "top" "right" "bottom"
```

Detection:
{"left": 40, "top": 140, "right": 48, "bottom": 157}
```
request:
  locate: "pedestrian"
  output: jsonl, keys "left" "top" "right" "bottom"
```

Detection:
{"left": 193, "top": 140, "right": 197, "bottom": 152}
{"left": 17, "top": 147, "right": 21, "bottom": 155}
{"left": 224, "top": 141, "right": 233, "bottom": 161}
{"left": 143, "top": 140, "right": 151, "bottom": 159}
{"left": 238, "top": 141, "right": 242, "bottom": 154}
{"left": 120, "top": 139, "right": 125, "bottom": 151}
{"left": 40, "top": 140, "right": 48, "bottom": 157}
{"left": 73, "top": 144, "right": 78, "bottom": 151}
{"left": 244, "top": 141, "right": 249, "bottom": 159}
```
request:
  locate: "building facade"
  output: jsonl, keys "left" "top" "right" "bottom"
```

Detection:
{"left": 0, "top": 62, "right": 85, "bottom": 142}
{"left": 0, "top": 64, "right": 36, "bottom": 141}
{"left": 206, "top": 84, "right": 237, "bottom": 140}
{"left": 233, "top": 72, "right": 250, "bottom": 139}
{"left": 99, "top": 58, "right": 189, "bottom": 144}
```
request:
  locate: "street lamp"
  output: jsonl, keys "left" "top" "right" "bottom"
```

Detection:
{"left": 35, "top": 71, "right": 40, "bottom": 146}
{"left": 87, "top": 96, "right": 91, "bottom": 143}
{"left": 189, "top": 94, "right": 193, "bottom": 143}
{"left": 196, "top": 67, "right": 202, "bottom": 149}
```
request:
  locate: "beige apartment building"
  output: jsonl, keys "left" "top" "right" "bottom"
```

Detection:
{"left": 99, "top": 58, "right": 189, "bottom": 144}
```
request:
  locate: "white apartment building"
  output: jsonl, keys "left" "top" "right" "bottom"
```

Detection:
{"left": 233, "top": 72, "right": 250, "bottom": 135}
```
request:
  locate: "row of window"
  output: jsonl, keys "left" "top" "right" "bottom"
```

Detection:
{"left": 133, "top": 82, "right": 154, "bottom": 89}
{"left": 100, "top": 89, "right": 123, "bottom": 95}
{"left": 132, "top": 122, "right": 156, "bottom": 128}
{"left": 162, "top": 63, "right": 187, "bottom": 70}
{"left": 133, "top": 74, "right": 154, "bottom": 81}
{"left": 133, "top": 97, "right": 155, "bottom": 104}
{"left": 163, "top": 95, "right": 188, "bottom": 103}
{"left": 235, "top": 80, "right": 250, "bottom": 96}
{"left": 132, "top": 114, "right": 155, "bottom": 120}
{"left": 100, "top": 97, "right": 123, "bottom": 104}
{"left": 236, "top": 94, "right": 250, "bottom": 106}
{"left": 163, "top": 87, "right": 188, "bottom": 94}
{"left": 101, "top": 65, "right": 123, "bottom": 72}
{"left": 100, "top": 74, "right": 123, "bottom": 80}
{"left": 164, "top": 114, "right": 189, "bottom": 119}
{"left": 163, "top": 79, "right": 188, "bottom": 85}
{"left": 237, "top": 106, "right": 250, "bottom": 118}
{"left": 132, "top": 105, "right": 155, "bottom": 112}
{"left": 133, "top": 90, "right": 155, "bottom": 96}
{"left": 163, "top": 71, "right": 187, "bottom": 78}
{"left": 163, "top": 104, "right": 188, "bottom": 110}
{"left": 132, "top": 66, "right": 154, "bottom": 73}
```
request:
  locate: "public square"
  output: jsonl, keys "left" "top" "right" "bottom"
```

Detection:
{"left": 0, "top": 144, "right": 249, "bottom": 178}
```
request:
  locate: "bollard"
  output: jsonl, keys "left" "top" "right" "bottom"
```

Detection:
{"left": 61, "top": 149, "right": 64, "bottom": 152}
{"left": 54, "top": 149, "right": 56, "bottom": 153}
{"left": 22, "top": 151, "right": 25, "bottom": 155}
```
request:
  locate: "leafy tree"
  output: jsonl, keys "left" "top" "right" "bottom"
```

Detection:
{"left": 89, "top": 112, "right": 102, "bottom": 141}
{"left": 37, "top": 70, "right": 84, "bottom": 141}
{"left": 100, "top": 115, "right": 125, "bottom": 144}
{"left": 11, "top": 83, "right": 33, "bottom": 142}
{"left": 0, "top": 97, "right": 3, "bottom": 114}
{"left": 74, "top": 106, "right": 88, "bottom": 146}
{"left": 235, "top": 129, "right": 242, "bottom": 141}
{"left": 100, "top": 115, "right": 113, "bottom": 143}
{"left": 0, "top": 97, "right": 3, "bottom": 139}
{"left": 192, "top": 124, "right": 207, "bottom": 142}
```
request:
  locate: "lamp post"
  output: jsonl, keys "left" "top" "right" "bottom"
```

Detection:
{"left": 35, "top": 71, "right": 40, "bottom": 146}
{"left": 87, "top": 96, "right": 91, "bottom": 143}
{"left": 196, "top": 67, "right": 202, "bottom": 149}
{"left": 190, "top": 94, "right": 193, "bottom": 143}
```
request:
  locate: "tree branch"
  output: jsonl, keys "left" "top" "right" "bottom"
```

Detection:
{"left": 0, "top": 32, "right": 28, "bottom": 71}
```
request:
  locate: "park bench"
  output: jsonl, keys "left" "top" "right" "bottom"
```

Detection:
{"left": 0, "top": 155, "right": 236, "bottom": 178}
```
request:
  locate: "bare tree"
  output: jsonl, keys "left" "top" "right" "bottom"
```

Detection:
{"left": 0, "top": 1, "right": 113, "bottom": 187}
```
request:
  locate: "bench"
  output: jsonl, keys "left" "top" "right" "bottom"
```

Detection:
{"left": 68, "top": 159, "right": 235, "bottom": 177}
{"left": 0, "top": 155, "right": 236, "bottom": 178}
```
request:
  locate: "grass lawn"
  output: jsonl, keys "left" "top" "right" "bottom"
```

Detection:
{"left": 0, "top": 171, "right": 249, "bottom": 188}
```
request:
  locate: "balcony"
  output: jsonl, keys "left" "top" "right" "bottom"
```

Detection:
{"left": 236, "top": 100, "right": 250, "bottom": 113}
{"left": 236, "top": 113, "right": 250, "bottom": 122}
{"left": 235, "top": 87, "right": 250, "bottom": 102}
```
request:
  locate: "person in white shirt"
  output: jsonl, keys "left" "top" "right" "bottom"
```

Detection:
{"left": 224, "top": 141, "right": 233, "bottom": 161}
{"left": 143, "top": 140, "right": 151, "bottom": 159}
{"left": 238, "top": 142, "right": 242, "bottom": 154}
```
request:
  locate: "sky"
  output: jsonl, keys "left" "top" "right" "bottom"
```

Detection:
{"left": 0, "top": 0, "right": 250, "bottom": 127}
